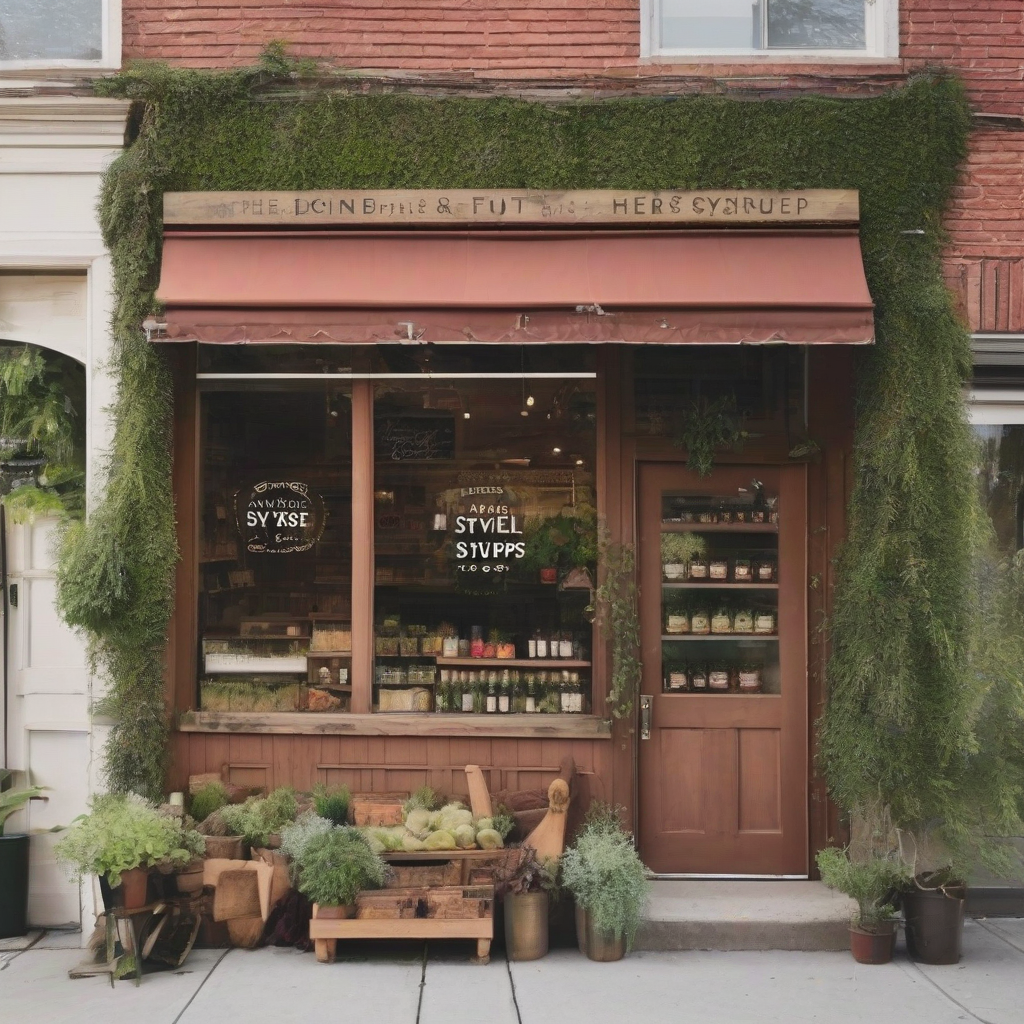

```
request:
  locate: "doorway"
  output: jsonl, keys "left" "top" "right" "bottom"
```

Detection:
{"left": 637, "top": 463, "right": 808, "bottom": 876}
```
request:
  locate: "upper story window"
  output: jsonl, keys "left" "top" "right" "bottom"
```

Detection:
{"left": 649, "top": 0, "right": 896, "bottom": 58}
{"left": 0, "top": 0, "right": 115, "bottom": 66}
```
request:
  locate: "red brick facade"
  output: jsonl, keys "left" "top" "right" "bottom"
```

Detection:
{"left": 121, "top": 0, "right": 1023, "bottom": 331}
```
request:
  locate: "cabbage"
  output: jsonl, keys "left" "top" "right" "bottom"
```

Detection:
{"left": 366, "top": 834, "right": 386, "bottom": 855}
{"left": 436, "top": 806, "right": 474, "bottom": 833}
{"left": 423, "top": 829, "right": 457, "bottom": 851}
{"left": 454, "top": 824, "right": 477, "bottom": 849}
{"left": 476, "top": 828, "right": 503, "bottom": 850}
{"left": 402, "top": 834, "right": 427, "bottom": 852}
{"left": 475, "top": 817, "right": 493, "bottom": 832}
{"left": 405, "top": 808, "right": 432, "bottom": 837}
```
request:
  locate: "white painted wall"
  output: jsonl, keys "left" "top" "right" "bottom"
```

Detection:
{"left": 0, "top": 96, "right": 128, "bottom": 931}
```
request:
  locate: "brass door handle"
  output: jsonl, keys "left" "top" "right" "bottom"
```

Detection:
{"left": 640, "top": 694, "right": 652, "bottom": 740}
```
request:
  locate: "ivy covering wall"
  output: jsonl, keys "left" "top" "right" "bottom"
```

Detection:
{"left": 63, "top": 55, "right": 1020, "bottom": 856}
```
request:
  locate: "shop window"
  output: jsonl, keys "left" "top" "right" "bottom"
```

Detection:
{"left": 0, "top": 0, "right": 110, "bottom": 64}
{"left": 198, "top": 385, "right": 353, "bottom": 714}
{"left": 974, "top": 424, "right": 1024, "bottom": 555}
{"left": 372, "top": 366, "right": 598, "bottom": 716}
{"left": 649, "top": 0, "right": 895, "bottom": 57}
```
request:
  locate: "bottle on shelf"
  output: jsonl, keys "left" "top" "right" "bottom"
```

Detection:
{"left": 734, "top": 609, "right": 754, "bottom": 634}
{"left": 498, "top": 669, "right": 511, "bottom": 713}
{"left": 470, "top": 625, "right": 485, "bottom": 659}
{"left": 461, "top": 671, "right": 475, "bottom": 713}
{"left": 691, "top": 609, "right": 711, "bottom": 635}
{"left": 525, "top": 672, "right": 537, "bottom": 713}
{"left": 535, "top": 633, "right": 549, "bottom": 658}
{"left": 559, "top": 633, "right": 574, "bottom": 659}
{"left": 486, "top": 672, "right": 498, "bottom": 713}
{"left": 690, "top": 665, "right": 709, "bottom": 691}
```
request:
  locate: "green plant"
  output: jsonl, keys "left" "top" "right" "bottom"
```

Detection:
{"left": 562, "top": 818, "right": 650, "bottom": 947}
{"left": 279, "top": 811, "right": 334, "bottom": 878}
{"left": 312, "top": 784, "right": 351, "bottom": 827}
{"left": 660, "top": 533, "right": 706, "bottom": 565}
{"left": 491, "top": 805, "right": 516, "bottom": 841}
{"left": 0, "top": 770, "right": 47, "bottom": 837}
{"left": 189, "top": 782, "right": 229, "bottom": 823}
{"left": 295, "top": 827, "right": 388, "bottom": 907}
{"left": 220, "top": 788, "right": 298, "bottom": 847}
{"left": 674, "top": 396, "right": 746, "bottom": 478}
{"left": 403, "top": 786, "right": 441, "bottom": 816}
{"left": 494, "top": 846, "right": 560, "bottom": 897}
{"left": 816, "top": 846, "right": 909, "bottom": 930}
{"left": 522, "top": 505, "right": 598, "bottom": 577}
{"left": 595, "top": 533, "right": 641, "bottom": 720}
{"left": 54, "top": 793, "right": 201, "bottom": 886}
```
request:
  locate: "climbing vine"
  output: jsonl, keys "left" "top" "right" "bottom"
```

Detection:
{"left": 69, "top": 54, "right": 1002, "bottom": 841}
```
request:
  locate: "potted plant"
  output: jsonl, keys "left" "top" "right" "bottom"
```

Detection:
{"left": 903, "top": 868, "right": 967, "bottom": 965}
{"left": 661, "top": 533, "right": 706, "bottom": 581}
{"left": 0, "top": 770, "right": 47, "bottom": 939}
{"left": 55, "top": 793, "right": 204, "bottom": 910}
{"left": 562, "top": 806, "right": 650, "bottom": 961}
{"left": 523, "top": 505, "right": 597, "bottom": 585}
{"left": 816, "top": 846, "right": 909, "bottom": 964}
{"left": 294, "top": 826, "right": 388, "bottom": 918}
{"left": 220, "top": 787, "right": 298, "bottom": 853}
{"left": 495, "top": 846, "right": 558, "bottom": 961}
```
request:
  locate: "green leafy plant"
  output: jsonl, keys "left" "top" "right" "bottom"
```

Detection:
{"left": 660, "top": 533, "right": 706, "bottom": 566}
{"left": 0, "top": 770, "right": 47, "bottom": 836}
{"left": 595, "top": 533, "right": 641, "bottom": 720}
{"left": 562, "top": 815, "right": 650, "bottom": 947}
{"left": 402, "top": 786, "right": 441, "bottom": 816}
{"left": 55, "top": 793, "right": 203, "bottom": 886}
{"left": 312, "top": 783, "right": 351, "bottom": 827}
{"left": 522, "top": 504, "right": 598, "bottom": 577}
{"left": 279, "top": 811, "right": 334, "bottom": 878}
{"left": 816, "top": 846, "right": 909, "bottom": 931}
{"left": 295, "top": 827, "right": 388, "bottom": 908}
{"left": 674, "top": 396, "right": 746, "bottom": 478}
{"left": 491, "top": 805, "right": 516, "bottom": 842}
{"left": 220, "top": 788, "right": 298, "bottom": 847}
{"left": 189, "top": 781, "right": 229, "bottom": 823}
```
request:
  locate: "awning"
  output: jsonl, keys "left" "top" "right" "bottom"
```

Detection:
{"left": 156, "top": 229, "right": 874, "bottom": 345}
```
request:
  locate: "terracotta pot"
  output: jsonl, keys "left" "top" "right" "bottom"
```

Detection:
{"left": 504, "top": 892, "right": 549, "bottom": 961}
{"left": 575, "top": 904, "right": 626, "bottom": 962}
{"left": 118, "top": 866, "right": 151, "bottom": 910}
{"left": 175, "top": 860, "right": 206, "bottom": 896}
{"left": 849, "top": 920, "right": 897, "bottom": 964}
{"left": 203, "top": 835, "right": 244, "bottom": 860}
{"left": 315, "top": 904, "right": 354, "bottom": 919}
{"left": 904, "top": 885, "right": 966, "bottom": 965}
{"left": 539, "top": 568, "right": 558, "bottom": 584}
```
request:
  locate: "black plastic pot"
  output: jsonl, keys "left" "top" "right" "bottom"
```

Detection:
{"left": 0, "top": 833, "right": 31, "bottom": 939}
{"left": 904, "top": 884, "right": 965, "bottom": 965}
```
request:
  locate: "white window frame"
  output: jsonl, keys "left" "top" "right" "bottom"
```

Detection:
{"left": 0, "top": 0, "right": 121, "bottom": 71}
{"left": 969, "top": 390, "right": 1024, "bottom": 428}
{"left": 642, "top": 0, "right": 898, "bottom": 62}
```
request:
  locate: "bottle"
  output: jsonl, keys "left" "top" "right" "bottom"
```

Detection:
{"left": 525, "top": 673, "right": 537, "bottom": 713}
{"left": 536, "top": 634, "right": 548, "bottom": 658}
{"left": 528, "top": 630, "right": 538, "bottom": 658}
{"left": 559, "top": 671, "right": 570, "bottom": 713}
{"left": 486, "top": 672, "right": 498, "bottom": 713}
{"left": 461, "top": 671, "right": 474, "bottom": 713}
{"left": 499, "top": 670, "right": 511, "bottom": 713}
{"left": 559, "top": 633, "right": 573, "bottom": 659}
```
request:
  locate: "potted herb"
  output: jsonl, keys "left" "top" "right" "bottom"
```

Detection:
{"left": 495, "top": 846, "right": 558, "bottom": 961}
{"left": 312, "top": 784, "right": 351, "bottom": 827}
{"left": 523, "top": 505, "right": 597, "bottom": 584}
{"left": 294, "top": 826, "right": 388, "bottom": 918}
{"left": 816, "top": 847, "right": 909, "bottom": 964}
{"left": 220, "top": 787, "right": 298, "bottom": 852}
{"left": 562, "top": 806, "right": 650, "bottom": 961}
{"left": 0, "top": 770, "right": 47, "bottom": 938}
{"left": 661, "top": 533, "right": 706, "bottom": 581}
{"left": 55, "top": 794, "right": 203, "bottom": 910}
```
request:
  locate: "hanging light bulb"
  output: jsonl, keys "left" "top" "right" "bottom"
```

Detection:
{"left": 463, "top": 411, "right": 471, "bottom": 420}
{"left": 552, "top": 447, "right": 562, "bottom": 455}
{"left": 526, "top": 395, "right": 535, "bottom": 407}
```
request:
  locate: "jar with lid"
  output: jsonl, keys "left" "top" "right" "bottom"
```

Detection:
{"left": 754, "top": 610, "right": 777, "bottom": 635}
{"left": 711, "top": 607, "right": 733, "bottom": 634}
{"left": 733, "top": 558, "right": 753, "bottom": 583}
{"left": 666, "top": 669, "right": 688, "bottom": 692}
{"left": 709, "top": 558, "right": 729, "bottom": 582}
{"left": 691, "top": 609, "right": 711, "bottom": 635}
{"left": 738, "top": 665, "right": 762, "bottom": 693}
{"left": 754, "top": 560, "right": 777, "bottom": 583}
{"left": 690, "top": 665, "right": 709, "bottom": 691}
{"left": 733, "top": 608, "right": 754, "bottom": 634}
{"left": 665, "top": 609, "right": 690, "bottom": 635}
{"left": 559, "top": 633, "right": 574, "bottom": 659}
{"left": 708, "top": 667, "right": 731, "bottom": 692}
{"left": 688, "top": 555, "right": 709, "bottom": 581}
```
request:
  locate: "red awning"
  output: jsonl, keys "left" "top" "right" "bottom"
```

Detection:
{"left": 156, "top": 229, "right": 874, "bottom": 345}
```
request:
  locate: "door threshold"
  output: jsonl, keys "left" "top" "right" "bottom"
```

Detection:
{"left": 650, "top": 873, "right": 810, "bottom": 881}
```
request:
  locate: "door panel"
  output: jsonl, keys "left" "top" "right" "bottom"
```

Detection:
{"left": 638, "top": 464, "right": 807, "bottom": 876}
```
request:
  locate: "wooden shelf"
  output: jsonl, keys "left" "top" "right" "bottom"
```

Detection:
{"left": 307, "top": 650, "right": 353, "bottom": 658}
{"left": 178, "top": 710, "right": 612, "bottom": 739}
{"left": 661, "top": 522, "right": 778, "bottom": 534}
{"left": 436, "top": 657, "right": 591, "bottom": 669}
{"left": 662, "top": 634, "right": 778, "bottom": 641}
{"left": 662, "top": 582, "right": 778, "bottom": 590}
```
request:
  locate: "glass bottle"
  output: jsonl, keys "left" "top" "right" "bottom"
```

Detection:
{"left": 461, "top": 671, "right": 474, "bottom": 713}
{"left": 691, "top": 608, "right": 711, "bottom": 635}
{"left": 559, "top": 672, "right": 570, "bottom": 713}
{"left": 536, "top": 633, "right": 548, "bottom": 659}
{"left": 499, "top": 669, "right": 511, "bottom": 713}
{"left": 550, "top": 631, "right": 561, "bottom": 659}
{"left": 525, "top": 673, "right": 537, "bottom": 713}
{"left": 559, "top": 633, "right": 574, "bottom": 659}
{"left": 486, "top": 672, "right": 498, "bottom": 713}
{"left": 690, "top": 665, "right": 708, "bottom": 691}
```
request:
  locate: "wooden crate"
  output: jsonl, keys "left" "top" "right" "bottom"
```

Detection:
{"left": 351, "top": 792, "right": 406, "bottom": 827}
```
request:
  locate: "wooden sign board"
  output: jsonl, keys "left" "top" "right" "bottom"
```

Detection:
{"left": 164, "top": 189, "right": 858, "bottom": 227}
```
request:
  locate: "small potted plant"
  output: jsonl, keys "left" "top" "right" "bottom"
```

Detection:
{"left": 55, "top": 794, "right": 204, "bottom": 910}
{"left": 294, "top": 826, "right": 388, "bottom": 919}
{"left": 562, "top": 805, "right": 650, "bottom": 961}
{"left": 220, "top": 787, "right": 298, "bottom": 853}
{"left": 0, "top": 770, "right": 47, "bottom": 939}
{"left": 816, "top": 846, "right": 909, "bottom": 964}
{"left": 496, "top": 846, "right": 558, "bottom": 961}
{"left": 661, "top": 533, "right": 706, "bottom": 581}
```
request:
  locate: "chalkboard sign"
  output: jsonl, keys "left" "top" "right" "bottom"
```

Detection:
{"left": 235, "top": 481, "right": 326, "bottom": 554}
{"left": 452, "top": 486, "right": 525, "bottom": 576}
{"left": 375, "top": 415, "right": 455, "bottom": 461}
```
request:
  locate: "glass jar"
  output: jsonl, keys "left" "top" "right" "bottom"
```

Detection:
{"left": 711, "top": 608, "right": 733, "bottom": 634}
{"left": 458, "top": 638, "right": 471, "bottom": 657}
{"left": 666, "top": 611, "right": 690, "bottom": 635}
{"left": 709, "top": 559, "right": 729, "bottom": 582}
{"left": 755, "top": 560, "right": 777, "bottom": 583}
{"left": 559, "top": 635, "right": 574, "bottom": 659}
{"left": 528, "top": 633, "right": 538, "bottom": 658}
{"left": 688, "top": 556, "right": 709, "bottom": 581}
{"left": 733, "top": 559, "right": 753, "bottom": 583}
{"left": 536, "top": 635, "right": 548, "bottom": 658}
{"left": 733, "top": 609, "right": 754, "bottom": 634}
{"left": 442, "top": 635, "right": 459, "bottom": 658}
{"left": 754, "top": 611, "right": 777, "bottom": 635}
{"left": 709, "top": 668, "right": 731, "bottom": 692}
{"left": 691, "top": 609, "right": 711, "bottom": 635}
{"left": 667, "top": 669, "right": 688, "bottom": 692}
{"left": 470, "top": 626, "right": 485, "bottom": 659}
{"left": 690, "top": 666, "right": 708, "bottom": 691}
{"left": 738, "top": 666, "right": 763, "bottom": 693}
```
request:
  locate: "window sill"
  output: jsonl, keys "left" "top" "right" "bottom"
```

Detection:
{"left": 641, "top": 54, "right": 901, "bottom": 67}
{"left": 178, "top": 711, "right": 613, "bottom": 739}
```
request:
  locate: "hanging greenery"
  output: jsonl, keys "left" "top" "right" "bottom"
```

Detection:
{"left": 71, "top": 53, "right": 983, "bottom": 812}
{"left": 0, "top": 344, "right": 85, "bottom": 523}
{"left": 596, "top": 534, "right": 641, "bottom": 721}
{"left": 672, "top": 395, "right": 747, "bottom": 478}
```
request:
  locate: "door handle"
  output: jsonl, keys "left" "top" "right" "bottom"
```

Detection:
{"left": 640, "top": 694, "right": 652, "bottom": 740}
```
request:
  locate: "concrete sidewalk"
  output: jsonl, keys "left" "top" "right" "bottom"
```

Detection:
{"left": 2, "top": 919, "right": 1022, "bottom": 1024}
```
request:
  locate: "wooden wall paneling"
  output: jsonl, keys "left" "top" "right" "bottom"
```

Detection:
{"left": 426, "top": 734, "right": 453, "bottom": 798}
{"left": 350, "top": 379, "right": 374, "bottom": 714}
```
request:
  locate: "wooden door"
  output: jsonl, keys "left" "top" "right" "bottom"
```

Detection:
{"left": 637, "top": 464, "right": 808, "bottom": 876}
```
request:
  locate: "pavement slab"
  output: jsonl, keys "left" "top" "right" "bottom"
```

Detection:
{"left": 421, "top": 950, "right": 517, "bottom": 1024}
{"left": 0, "top": 947, "right": 222, "bottom": 1024}
{"left": 0, "top": 930, "right": 42, "bottom": 952}
{"left": 34, "top": 929, "right": 87, "bottom": 949}
{"left": 178, "top": 945, "right": 423, "bottom": 1024}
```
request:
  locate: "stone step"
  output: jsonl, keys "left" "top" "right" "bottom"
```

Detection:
{"left": 636, "top": 880, "right": 856, "bottom": 951}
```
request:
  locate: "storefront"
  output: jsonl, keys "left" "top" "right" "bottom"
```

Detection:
{"left": 155, "top": 189, "right": 873, "bottom": 878}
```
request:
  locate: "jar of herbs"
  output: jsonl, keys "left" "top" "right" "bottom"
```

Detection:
{"left": 754, "top": 611, "right": 777, "bottom": 635}
{"left": 665, "top": 610, "right": 690, "bottom": 635}
{"left": 738, "top": 666, "right": 763, "bottom": 693}
{"left": 733, "top": 608, "right": 754, "bottom": 634}
{"left": 690, "top": 609, "right": 711, "bottom": 635}
{"left": 711, "top": 608, "right": 733, "bottom": 634}
{"left": 690, "top": 666, "right": 709, "bottom": 691}
{"left": 688, "top": 555, "right": 709, "bottom": 581}
{"left": 709, "top": 558, "right": 729, "bottom": 581}
{"left": 754, "top": 560, "right": 777, "bottom": 583}
{"left": 666, "top": 669, "right": 688, "bottom": 692}
{"left": 709, "top": 667, "right": 731, "bottom": 692}
{"left": 733, "top": 558, "right": 753, "bottom": 583}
